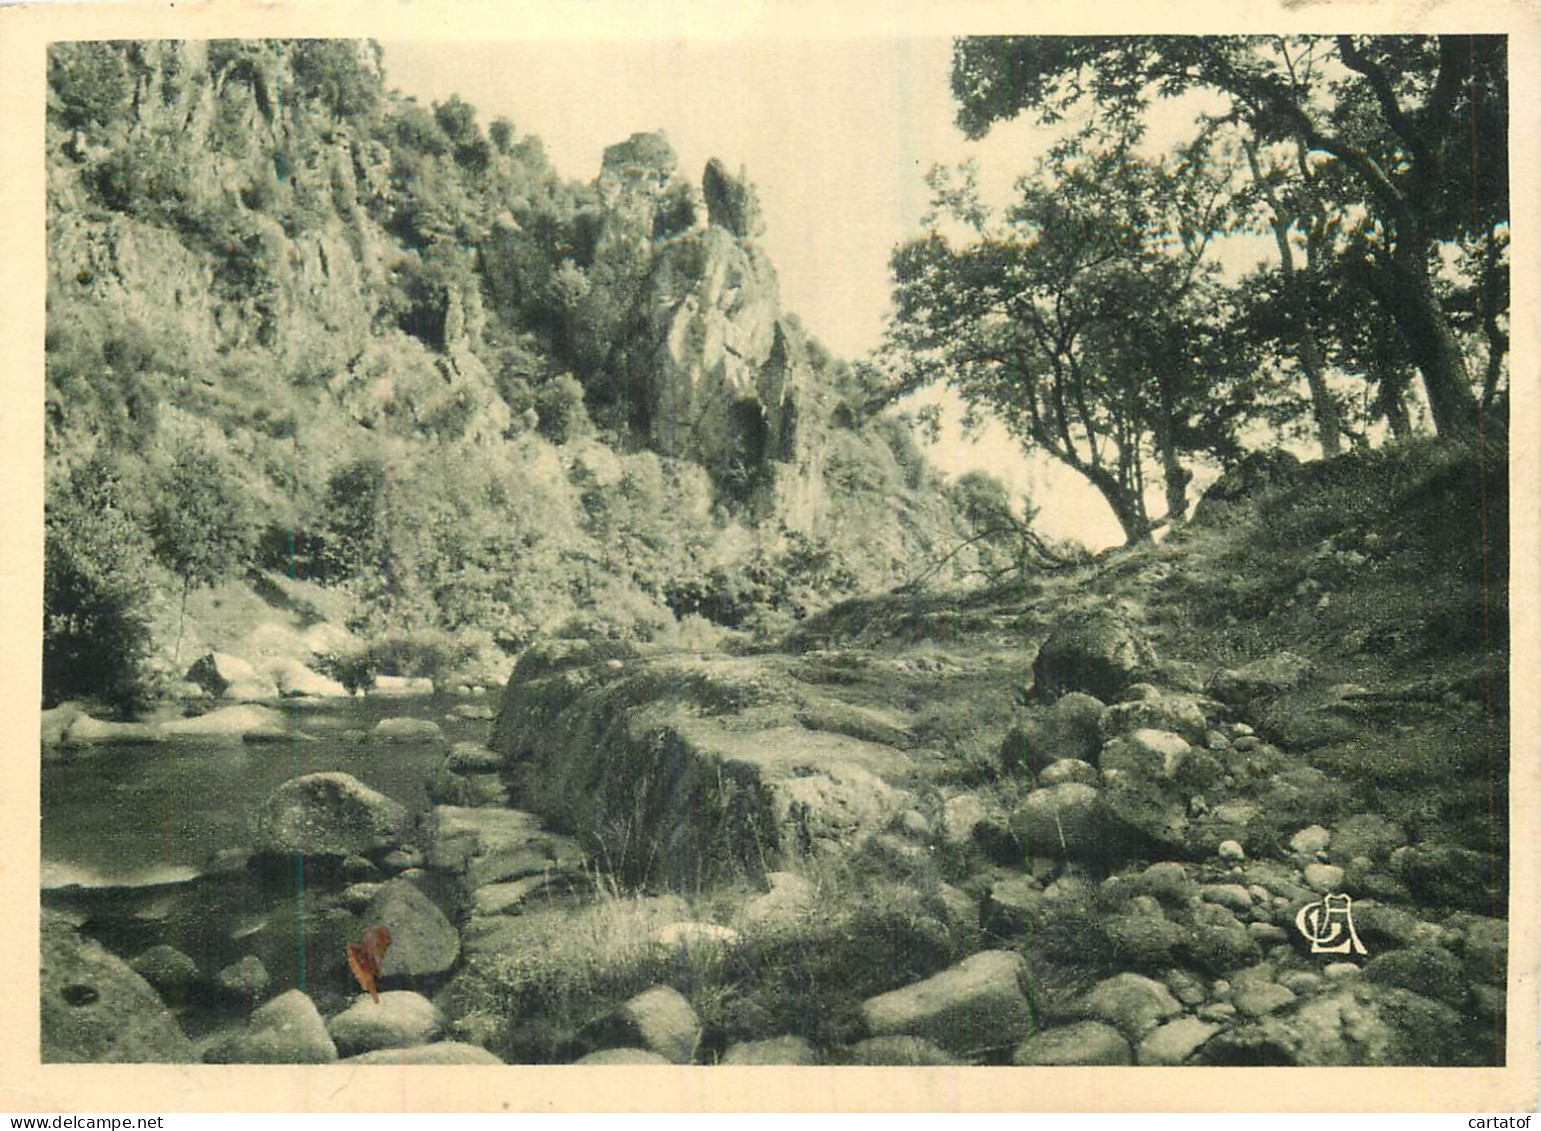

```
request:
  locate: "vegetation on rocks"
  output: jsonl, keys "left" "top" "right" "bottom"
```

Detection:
{"left": 43, "top": 39, "right": 994, "bottom": 710}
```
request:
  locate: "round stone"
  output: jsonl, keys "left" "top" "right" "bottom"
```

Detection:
{"left": 1290, "top": 825, "right": 1332, "bottom": 856}
{"left": 1303, "top": 862, "right": 1346, "bottom": 892}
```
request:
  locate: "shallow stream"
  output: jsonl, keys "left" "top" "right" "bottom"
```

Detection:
{"left": 41, "top": 694, "right": 491, "bottom": 1031}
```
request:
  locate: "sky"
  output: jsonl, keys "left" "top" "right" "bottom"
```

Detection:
{"left": 378, "top": 38, "right": 1209, "bottom": 550}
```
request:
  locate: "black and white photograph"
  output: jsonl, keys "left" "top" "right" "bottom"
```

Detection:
{"left": 5, "top": 0, "right": 1537, "bottom": 1114}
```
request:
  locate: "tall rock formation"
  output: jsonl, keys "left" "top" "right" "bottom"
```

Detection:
{"left": 622, "top": 160, "right": 806, "bottom": 502}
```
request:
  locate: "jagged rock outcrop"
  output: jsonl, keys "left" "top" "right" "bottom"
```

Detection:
{"left": 624, "top": 218, "right": 805, "bottom": 486}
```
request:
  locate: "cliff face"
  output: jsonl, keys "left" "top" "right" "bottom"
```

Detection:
{"left": 44, "top": 40, "right": 993, "bottom": 689}
{"left": 633, "top": 227, "right": 799, "bottom": 469}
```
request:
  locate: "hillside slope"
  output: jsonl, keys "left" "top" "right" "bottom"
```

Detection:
{"left": 44, "top": 40, "right": 993, "bottom": 706}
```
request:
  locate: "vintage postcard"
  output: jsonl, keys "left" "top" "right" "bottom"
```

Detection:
{"left": 1, "top": 0, "right": 1536, "bottom": 1113}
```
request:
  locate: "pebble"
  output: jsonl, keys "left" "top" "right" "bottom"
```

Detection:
{"left": 216, "top": 955, "right": 271, "bottom": 1004}
{"left": 1210, "top": 979, "right": 1232, "bottom": 1002}
{"left": 1217, "top": 840, "right": 1246, "bottom": 863}
{"left": 1161, "top": 968, "right": 1207, "bottom": 1007}
{"left": 1290, "top": 825, "right": 1332, "bottom": 856}
{"left": 1248, "top": 922, "right": 1289, "bottom": 946}
{"left": 1232, "top": 735, "right": 1262, "bottom": 752}
{"left": 1232, "top": 981, "right": 1297, "bottom": 1018}
{"left": 1322, "top": 962, "right": 1362, "bottom": 981}
{"left": 1013, "top": 1022, "right": 1131, "bottom": 1067}
{"left": 1039, "top": 758, "right": 1100, "bottom": 788}
{"left": 340, "top": 882, "right": 385, "bottom": 912}
{"left": 1230, "top": 723, "right": 1255, "bottom": 737}
{"left": 1196, "top": 1002, "right": 1237, "bottom": 1023}
{"left": 1139, "top": 862, "right": 1194, "bottom": 904}
{"left": 1303, "top": 863, "right": 1346, "bottom": 892}
{"left": 1077, "top": 974, "right": 1183, "bottom": 1042}
{"left": 1200, "top": 884, "right": 1253, "bottom": 913}
{"left": 1137, "top": 1017, "right": 1220, "bottom": 1066}
{"left": 1279, "top": 970, "right": 1322, "bottom": 995}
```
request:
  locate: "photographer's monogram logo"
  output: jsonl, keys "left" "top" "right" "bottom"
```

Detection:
{"left": 1295, "top": 892, "right": 1368, "bottom": 956}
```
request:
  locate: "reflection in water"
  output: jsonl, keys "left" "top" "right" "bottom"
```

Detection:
{"left": 42, "top": 694, "right": 475, "bottom": 888}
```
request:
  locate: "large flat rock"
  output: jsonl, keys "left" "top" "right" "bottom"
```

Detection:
{"left": 428, "top": 806, "right": 586, "bottom": 892}
{"left": 859, "top": 949, "right": 1031, "bottom": 1057}
{"left": 492, "top": 643, "right": 919, "bottom": 886}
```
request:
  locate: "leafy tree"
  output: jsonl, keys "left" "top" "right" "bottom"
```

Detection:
{"left": 886, "top": 149, "right": 1261, "bottom": 544}
{"left": 286, "top": 39, "right": 382, "bottom": 122}
{"left": 434, "top": 94, "right": 491, "bottom": 173}
{"left": 149, "top": 445, "right": 256, "bottom": 663}
{"left": 44, "top": 458, "right": 157, "bottom": 713}
{"left": 488, "top": 117, "right": 515, "bottom": 155}
{"left": 949, "top": 34, "right": 1508, "bottom": 438}
{"left": 48, "top": 42, "right": 134, "bottom": 135}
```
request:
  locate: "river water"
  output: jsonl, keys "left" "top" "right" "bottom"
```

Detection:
{"left": 41, "top": 694, "right": 494, "bottom": 1025}
{"left": 42, "top": 694, "right": 489, "bottom": 889}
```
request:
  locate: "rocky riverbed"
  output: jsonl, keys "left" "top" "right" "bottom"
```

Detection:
{"left": 40, "top": 587, "right": 1508, "bottom": 1066}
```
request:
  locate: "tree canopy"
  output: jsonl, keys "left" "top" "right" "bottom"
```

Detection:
{"left": 948, "top": 36, "right": 1508, "bottom": 440}
{"left": 887, "top": 144, "right": 1266, "bottom": 544}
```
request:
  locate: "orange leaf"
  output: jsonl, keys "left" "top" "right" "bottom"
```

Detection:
{"left": 345, "top": 924, "right": 392, "bottom": 1003}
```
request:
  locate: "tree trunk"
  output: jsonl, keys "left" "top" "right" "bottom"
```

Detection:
{"left": 1251, "top": 155, "right": 1342, "bottom": 456}
{"left": 1374, "top": 361, "right": 1413, "bottom": 440}
{"left": 173, "top": 582, "right": 190, "bottom": 668}
{"left": 1374, "top": 252, "right": 1481, "bottom": 437}
{"left": 1082, "top": 462, "right": 1152, "bottom": 545}
{"left": 1160, "top": 444, "right": 1192, "bottom": 524}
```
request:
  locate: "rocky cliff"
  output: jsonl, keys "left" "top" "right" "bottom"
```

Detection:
{"left": 44, "top": 41, "right": 994, "bottom": 702}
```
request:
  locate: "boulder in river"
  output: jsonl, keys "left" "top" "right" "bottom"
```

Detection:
{"left": 327, "top": 990, "right": 444, "bottom": 1056}
{"left": 371, "top": 675, "right": 435, "bottom": 696}
{"left": 41, "top": 912, "right": 195, "bottom": 1063}
{"left": 364, "top": 878, "right": 460, "bottom": 978}
{"left": 204, "top": 989, "right": 337, "bottom": 1064}
{"left": 129, "top": 945, "right": 200, "bottom": 1005}
{"left": 268, "top": 657, "right": 348, "bottom": 699}
{"left": 215, "top": 955, "right": 270, "bottom": 1005}
{"left": 185, "top": 652, "right": 279, "bottom": 701}
{"left": 255, "top": 772, "right": 408, "bottom": 859}
{"left": 373, "top": 717, "right": 443, "bottom": 743}
{"left": 162, "top": 704, "right": 287, "bottom": 740}
{"left": 60, "top": 714, "right": 159, "bottom": 745}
